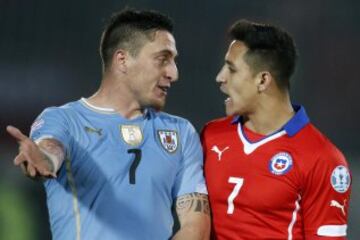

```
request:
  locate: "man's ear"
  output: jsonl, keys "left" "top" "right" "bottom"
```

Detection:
{"left": 256, "top": 71, "right": 272, "bottom": 93}
{"left": 113, "top": 49, "right": 129, "bottom": 73}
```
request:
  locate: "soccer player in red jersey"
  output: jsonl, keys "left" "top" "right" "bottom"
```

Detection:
{"left": 202, "top": 20, "right": 351, "bottom": 239}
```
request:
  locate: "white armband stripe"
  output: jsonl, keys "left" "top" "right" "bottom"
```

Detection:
{"left": 34, "top": 135, "right": 56, "bottom": 144}
{"left": 35, "top": 135, "right": 64, "bottom": 173}
{"left": 39, "top": 148, "right": 63, "bottom": 173}
{"left": 317, "top": 224, "right": 347, "bottom": 237}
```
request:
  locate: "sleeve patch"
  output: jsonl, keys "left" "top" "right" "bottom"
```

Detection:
{"left": 30, "top": 118, "right": 45, "bottom": 132}
{"left": 330, "top": 165, "right": 351, "bottom": 193}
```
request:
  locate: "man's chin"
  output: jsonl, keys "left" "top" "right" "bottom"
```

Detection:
{"left": 144, "top": 99, "right": 166, "bottom": 111}
{"left": 225, "top": 106, "right": 235, "bottom": 116}
{"left": 152, "top": 104, "right": 165, "bottom": 111}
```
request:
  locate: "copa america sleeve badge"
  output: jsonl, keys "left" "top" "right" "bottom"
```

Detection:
{"left": 157, "top": 130, "right": 178, "bottom": 153}
{"left": 331, "top": 165, "right": 351, "bottom": 193}
{"left": 120, "top": 125, "right": 143, "bottom": 146}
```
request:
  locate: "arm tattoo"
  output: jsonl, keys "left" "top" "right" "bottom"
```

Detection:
{"left": 176, "top": 193, "right": 210, "bottom": 216}
{"left": 38, "top": 139, "right": 65, "bottom": 172}
{"left": 41, "top": 153, "right": 56, "bottom": 173}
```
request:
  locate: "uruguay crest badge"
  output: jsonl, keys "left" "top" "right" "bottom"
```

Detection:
{"left": 158, "top": 130, "right": 178, "bottom": 153}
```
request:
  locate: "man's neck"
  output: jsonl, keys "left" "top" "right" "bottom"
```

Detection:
{"left": 86, "top": 77, "right": 144, "bottom": 119}
{"left": 243, "top": 94, "right": 294, "bottom": 135}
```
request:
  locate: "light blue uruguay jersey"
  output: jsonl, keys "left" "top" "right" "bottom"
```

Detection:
{"left": 29, "top": 98, "right": 207, "bottom": 240}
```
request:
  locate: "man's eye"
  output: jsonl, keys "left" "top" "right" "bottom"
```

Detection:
{"left": 228, "top": 66, "right": 236, "bottom": 73}
{"left": 157, "top": 57, "right": 169, "bottom": 65}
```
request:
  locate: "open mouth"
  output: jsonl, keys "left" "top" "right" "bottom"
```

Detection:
{"left": 157, "top": 85, "right": 170, "bottom": 95}
{"left": 219, "top": 85, "right": 231, "bottom": 104}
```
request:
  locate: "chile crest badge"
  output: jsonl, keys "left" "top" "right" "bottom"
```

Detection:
{"left": 269, "top": 152, "right": 293, "bottom": 175}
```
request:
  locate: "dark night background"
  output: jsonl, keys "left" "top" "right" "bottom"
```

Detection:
{"left": 0, "top": 1, "right": 359, "bottom": 239}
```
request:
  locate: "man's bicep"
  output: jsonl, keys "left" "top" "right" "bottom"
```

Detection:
{"left": 174, "top": 121, "right": 207, "bottom": 198}
{"left": 302, "top": 147, "right": 351, "bottom": 238}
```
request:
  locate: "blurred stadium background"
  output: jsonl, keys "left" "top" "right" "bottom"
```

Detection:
{"left": 1, "top": 0, "right": 359, "bottom": 239}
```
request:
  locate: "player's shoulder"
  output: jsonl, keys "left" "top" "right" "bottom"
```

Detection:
{"left": 39, "top": 100, "right": 81, "bottom": 117}
{"left": 41, "top": 100, "right": 78, "bottom": 113}
{"left": 302, "top": 123, "right": 346, "bottom": 165}
{"left": 33, "top": 101, "right": 83, "bottom": 129}
{"left": 302, "top": 124, "right": 340, "bottom": 152}
{"left": 202, "top": 116, "right": 233, "bottom": 132}
{"left": 154, "top": 110, "right": 193, "bottom": 127}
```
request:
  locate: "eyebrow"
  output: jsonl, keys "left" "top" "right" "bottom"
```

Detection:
{"left": 154, "top": 49, "right": 178, "bottom": 57}
{"left": 225, "top": 60, "right": 235, "bottom": 68}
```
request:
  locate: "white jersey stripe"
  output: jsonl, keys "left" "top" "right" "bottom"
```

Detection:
{"left": 65, "top": 157, "right": 81, "bottom": 240}
{"left": 288, "top": 194, "right": 301, "bottom": 240}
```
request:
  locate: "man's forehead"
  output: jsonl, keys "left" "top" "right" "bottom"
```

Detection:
{"left": 145, "top": 30, "right": 177, "bottom": 56}
{"left": 229, "top": 40, "right": 247, "bottom": 55}
{"left": 154, "top": 30, "right": 175, "bottom": 43}
{"left": 225, "top": 40, "right": 247, "bottom": 61}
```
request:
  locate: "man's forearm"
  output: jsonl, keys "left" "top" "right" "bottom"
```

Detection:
{"left": 172, "top": 219, "right": 210, "bottom": 240}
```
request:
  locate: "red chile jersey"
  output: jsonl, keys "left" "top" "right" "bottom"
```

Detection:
{"left": 202, "top": 106, "right": 351, "bottom": 240}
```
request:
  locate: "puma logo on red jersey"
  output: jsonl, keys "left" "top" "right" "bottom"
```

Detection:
{"left": 211, "top": 145, "right": 229, "bottom": 161}
{"left": 330, "top": 199, "right": 346, "bottom": 216}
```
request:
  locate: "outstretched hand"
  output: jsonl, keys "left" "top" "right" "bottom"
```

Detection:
{"left": 7, "top": 125, "right": 56, "bottom": 178}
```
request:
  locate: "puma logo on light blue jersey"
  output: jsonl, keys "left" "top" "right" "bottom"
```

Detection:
{"left": 84, "top": 126, "right": 103, "bottom": 136}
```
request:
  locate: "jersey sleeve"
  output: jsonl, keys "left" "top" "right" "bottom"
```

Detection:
{"left": 30, "top": 107, "right": 71, "bottom": 155}
{"left": 172, "top": 121, "right": 207, "bottom": 199}
{"left": 301, "top": 142, "right": 351, "bottom": 239}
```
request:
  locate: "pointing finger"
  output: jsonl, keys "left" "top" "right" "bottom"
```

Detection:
{"left": 6, "top": 125, "right": 28, "bottom": 142}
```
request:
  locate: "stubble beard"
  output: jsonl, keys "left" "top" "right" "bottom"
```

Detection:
{"left": 141, "top": 97, "right": 166, "bottom": 111}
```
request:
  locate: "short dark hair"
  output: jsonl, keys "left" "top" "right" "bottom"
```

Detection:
{"left": 100, "top": 8, "right": 173, "bottom": 70}
{"left": 229, "top": 19, "right": 297, "bottom": 90}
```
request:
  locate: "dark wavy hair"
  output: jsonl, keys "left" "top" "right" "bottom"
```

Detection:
{"left": 230, "top": 20, "right": 297, "bottom": 90}
{"left": 100, "top": 8, "right": 173, "bottom": 70}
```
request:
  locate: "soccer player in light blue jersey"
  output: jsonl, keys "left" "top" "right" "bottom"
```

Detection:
{"left": 7, "top": 9, "right": 210, "bottom": 240}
